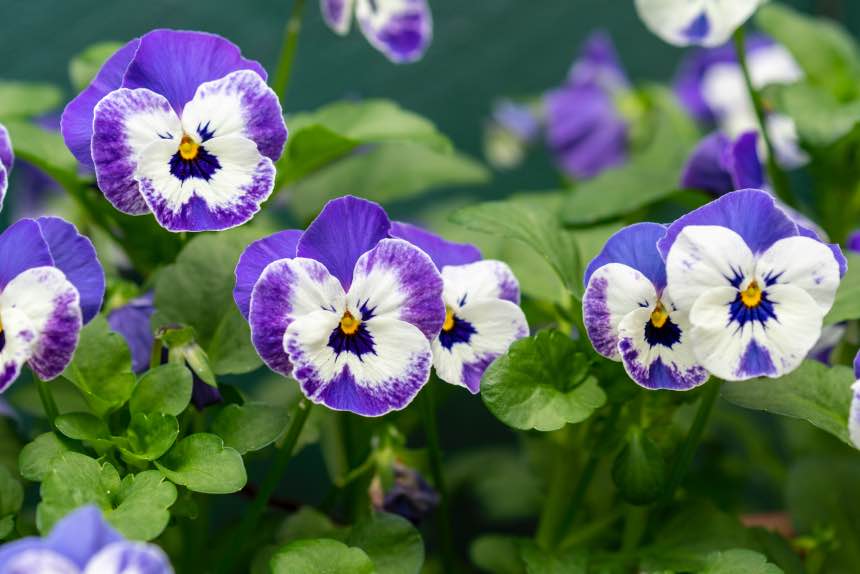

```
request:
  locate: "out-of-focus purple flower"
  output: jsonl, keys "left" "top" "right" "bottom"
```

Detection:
{"left": 190, "top": 376, "right": 222, "bottom": 410}
{"left": 808, "top": 324, "right": 846, "bottom": 365}
{"left": 484, "top": 99, "right": 541, "bottom": 170}
{"left": 0, "top": 123, "right": 14, "bottom": 210}
{"left": 544, "top": 32, "right": 629, "bottom": 180}
{"left": 635, "top": 0, "right": 764, "bottom": 48}
{"left": 0, "top": 505, "right": 173, "bottom": 573}
{"left": 321, "top": 0, "right": 432, "bottom": 63}
{"left": 378, "top": 463, "right": 440, "bottom": 525}
{"left": 847, "top": 231, "right": 860, "bottom": 254}
{"left": 11, "top": 115, "right": 64, "bottom": 219}
{"left": 107, "top": 293, "right": 154, "bottom": 374}
{"left": 681, "top": 131, "right": 763, "bottom": 196}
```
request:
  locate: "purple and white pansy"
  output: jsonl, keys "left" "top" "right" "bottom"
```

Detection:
{"left": 0, "top": 216, "right": 104, "bottom": 391}
{"left": 61, "top": 29, "right": 287, "bottom": 232}
{"left": 850, "top": 351, "right": 860, "bottom": 450}
{"left": 389, "top": 222, "right": 529, "bottom": 394}
{"left": 659, "top": 189, "right": 845, "bottom": 381}
{"left": 583, "top": 223, "right": 709, "bottom": 391}
{"left": 635, "top": 0, "right": 764, "bottom": 47}
{"left": 0, "top": 123, "right": 12, "bottom": 210}
{"left": 321, "top": 0, "right": 432, "bottom": 63}
{"left": 235, "top": 196, "right": 445, "bottom": 417}
{"left": 0, "top": 505, "right": 173, "bottom": 574}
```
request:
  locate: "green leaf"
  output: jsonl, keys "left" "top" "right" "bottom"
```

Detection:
{"left": 756, "top": 4, "right": 860, "bottom": 101}
{"left": 701, "top": 549, "right": 783, "bottom": 574}
{"left": 122, "top": 413, "right": 180, "bottom": 461}
{"left": 153, "top": 228, "right": 269, "bottom": 375}
{"left": 155, "top": 433, "right": 246, "bottom": 494}
{"left": 775, "top": 83, "right": 860, "bottom": 147}
{"left": 129, "top": 363, "right": 193, "bottom": 416}
{"left": 825, "top": 253, "right": 860, "bottom": 325}
{"left": 562, "top": 87, "right": 698, "bottom": 225}
{"left": 36, "top": 452, "right": 119, "bottom": 533}
{"left": 611, "top": 428, "right": 667, "bottom": 505}
{"left": 470, "top": 536, "right": 527, "bottom": 574}
{"left": 450, "top": 194, "right": 580, "bottom": 296}
{"left": 19, "top": 432, "right": 73, "bottom": 481}
{"left": 272, "top": 539, "right": 377, "bottom": 574}
{"left": 481, "top": 331, "right": 606, "bottom": 432}
{"left": 4, "top": 119, "right": 78, "bottom": 187}
{"left": 520, "top": 542, "right": 587, "bottom": 574}
{"left": 61, "top": 316, "right": 136, "bottom": 416}
{"left": 720, "top": 361, "right": 853, "bottom": 445}
{"left": 288, "top": 142, "right": 489, "bottom": 220}
{"left": 0, "top": 465, "right": 23, "bottom": 518}
{"left": 107, "top": 470, "right": 177, "bottom": 541}
{"left": 0, "top": 82, "right": 63, "bottom": 119}
{"left": 55, "top": 412, "right": 111, "bottom": 443}
{"left": 278, "top": 507, "right": 338, "bottom": 543}
{"left": 344, "top": 513, "right": 424, "bottom": 574}
{"left": 0, "top": 516, "right": 14, "bottom": 540}
{"left": 69, "top": 42, "right": 123, "bottom": 92}
{"left": 212, "top": 403, "right": 289, "bottom": 455}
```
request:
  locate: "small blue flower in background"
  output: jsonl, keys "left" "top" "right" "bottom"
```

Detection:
{"left": 390, "top": 222, "right": 528, "bottom": 393}
{"left": 235, "top": 195, "right": 445, "bottom": 417}
{"left": 0, "top": 123, "right": 13, "bottom": 210}
{"left": 61, "top": 29, "right": 288, "bottom": 232}
{"left": 321, "top": 0, "right": 432, "bottom": 63}
{"left": 544, "top": 31, "right": 630, "bottom": 180}
{"left": 0, "top": 217, "right": 104, "bottom": 391}
{"left": 583, "top": 223, "right": 708, "bottom": 391}
{"left": 635, "top": 0, "right": 764, "bottom": 47}
{"left": 483, "top": 99, "right": 541, "bottom": 170}
{"left": 373, "top": 462, "right": 439, "bottom": 525}
{"left": 0, "top": 505, "right": 172, "bottom": 573}
{"left": 660, "top": 190, "right": 845, "bottom": 381}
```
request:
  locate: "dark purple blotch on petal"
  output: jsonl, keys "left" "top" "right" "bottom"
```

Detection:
{"left": 737, "top": 340, "right": 777, "bottom": 378}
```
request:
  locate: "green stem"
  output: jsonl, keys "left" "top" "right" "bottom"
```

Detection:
{"left": 732, "top": 27, "right": 794, "bottom": 207}
{"left": 272, "top": 0, "right": 307, "bottom": 102}
{"left": 662, "top": 381, "right": 721, "bottom": 499}
{"left": 149, "top": 338, "right": 163, "bottom": 371}
{"left": 536, "top": 427, "right": 580, "bottom": 549}
{"left": 559, "top": 507, "right": 624, "bottom": 549}
{"left": 36, "top": 377, "right": 59, "bottom": 429}
{"left": 420, "top": 385, "right": 456, "bottom": 573}
{"left": 216, "top": 399, "right": 313, "bottom": 574}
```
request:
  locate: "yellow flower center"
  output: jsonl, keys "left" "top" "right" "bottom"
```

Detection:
{"left": 339, "top": 311, "right": 361, "bottom": 335}
{"left": 442, "top": 307, "right": 455, "bottom": 332}
{"left": 178, "top": 134, "right": 200, "bottom": 161}
{"left": 741, "top": 281, "right": 763, "bottom": 308}
{"left": 650, "top": 301, "right": 669, "bottom": 328}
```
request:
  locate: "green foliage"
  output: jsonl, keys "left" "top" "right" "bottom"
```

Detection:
{"left": 470, "top": 536, "right": 587, "bottom": 574}
{"left": 343, "top": 513, "right": 424, "bottom": 574}
{"left": 0, "top": 466, "right": 23, "bottom": 539}
{"left": 701, "top": 549, "right": 783, "bottom": 574}
{"left": 19, "top": 432, "right": 74, "bottom": 482}
{"left": 129, "top": 364, "right": 193, "bottom": 417}
{"left": 272, "top": 539, "right": 377, "bottom": 574}
{"left": 775, "top": 83, "right": 860, "bottom": 147}
{"left": 212, "top": 403, "right": 290, "bottom": 454}
{"left": 481, "top": 331, "right": 605, "bottom": 431}
{"left": 611, "top": 428, "right": 667, "bottom": 505}
{"left": 69, "top": 42, "right": 123, "bottom": 92}
{"left": 122, "top": 413, "right": 180, "bottom": 461}
{"left": 0, "top": 82, "right": 63, "bottom": 119}
{"left": 155, "top": 433, "right": 246, "bottom": 494}
{"left": 825, "top": 253, "right": 860, "bottom": 325}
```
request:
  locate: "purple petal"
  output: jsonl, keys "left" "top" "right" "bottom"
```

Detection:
{"left": 61, "top": 39, "right": 140, "bottom": 168}
{"left": 567, "top": 31, "right": 629, "bottom": 91}
{"left": 0, "top": 165, "right": 6, "bottom": 211}
{"left": 107, "top": 294, "right": 155, "bottom": 374}
{"left": 297, "top": 196, "right": 391, "bottom": 290}
{"left": 0, "top": 123, "right": 13, "bottom": 172}
{"left": 355, "top": 0, "right": 432, "bottom": 64}
{"left": 848, "top": 230, "right": 860, "bottom": 254}
{"left": 584, "top": 222, "right": 668, "bottom": 290}
{"left": 35, "top": 217, "right": 105, "bottom": 324}
{"left": 321, "top": 0, "right": 355, "bottom": 34}
{"left": 122, "top": 29, "right": 267, "bottom": 114}
{"left": 86, "top": 541, "right": 173, "bottom": 574}
{"left": 191, "top": 377, "right": 223, "bottom": 410}
{"left": 680, "top": 132, "right": 734, "bottom": 195}
{"left": 658, "top": 189, "right": 799, "bottom": 258}
{"left": 727, "top": 131, "right": 764, "bottom": 190}
{"left": 46, "top": 505, "right": 123, "bottom": 568}
{"left": 389, "top": 221, "right": 481, "bottom": 270}
{"left": 0, "top": 219, "right": 53, "bottom": 290}
{"left": 0, "top": 540, "right": 52, "bottom": 572}
{"left": 491, "top": 100, "right": 540, "bottom": 143}
{"left": 854, "top": 349, "right": 860, "bottom": 380}
{"left": 234, "top": 230, "right": 302, "bottom": 320}
{"left": 797, "top": 225, "right": 848, "bottom": 278}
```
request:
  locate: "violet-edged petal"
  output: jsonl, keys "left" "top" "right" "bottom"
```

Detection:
{"left": 390, "top": 221, "right": 482, "bottom": 271}
{"left": 135, "top": 135, "right": 275, "bottom": 232}
{"left": 440, "top": 260, "right": 520, "bottom": 307}
{"left": 617, "top": 299, "right": 708, "bottom": 391}
{"left": 36, "top": 217, "right": 105, "bottom": 324}
{"left": 0, "top": 306, "right": 36, "bottom": 392}
{"left": 61, "top": 39, "right": 140, "bottom": 168}
{"left": 321, "top": 0, "right": 356, "bottom": 35}
{"left": 0, "top": 165, "right": 6, "bottom": 212}
{"left": 234, "top": 230, "right": 302, "bottom": 320}
{"left": 355, "top": 0, "right": 432, "bottom": 63}
{"left": 432, "top": 298, "right": 528, "bottom": 394}
{"left": 584, "top": 222, "right": 668, "bottom": 290}
{"left": 180, "top": 70, "right": 287, "bottom": 161}
{"left": 107, "top": 294, "right": 155, "bottom": 374}
{"left": 583, "top": 262, "right": 659, "bottom": 361}
{"left": 754, "top": 236, "right": 842, "bottom": 312}
{"left": 658, "top": 189, "right": 798, "bottom": 260}
{"left": 0, "top": 219, "right": 54, "bottom": 290}
{"left": 92, "top": 88, "right": 182, "bottom": 215}
{"left": 1, "top": 548, "right": 79, "bottom": 574}
{"left": 635, "top": 0, "right": 763, "bottom": 48}
{"left": 297, "top": 196, "right": 391, "bottom": 291}
{"left": 0, "top": 123, "right": 13, "bottom": 172}
{"left": 45, "top": 506, "right": 123, "bottom": 569}
{"left": 348, "top": 238, "right": 445, "bottom": 339}
{"left": 688, "top": 283, "right": 822, "bottom": 380}
{"left": 249, "top": 257, "right": 346, "bottom": 377}
{"left": 121, "top": 29, "right": 267, "bottom": 114}
{"left": 83, "top": 542, "right": 173, "bottom": 574}
{"left": 2, "top": 267, "right": 83, "bottom": 381}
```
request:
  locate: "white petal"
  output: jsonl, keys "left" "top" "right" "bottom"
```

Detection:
{"left": 321, "top": 0, "right": 356, "bottom": 35}
{"left": 755, "top": 235, "right": 841, "bottom": 313}
{"left": 441, "top": 260, "right": 520, "bottom": 308}
{"left": 635, "top": 0, "right": 763, "bottom": 47}
{"left": 4, "top": 549, "right": 80, "bottom": 574}
{"left": 84, "top": 541, "right": 174, "bottom": 574}
{"left": 850, "top": 381, "right": 860, "bottom": 450}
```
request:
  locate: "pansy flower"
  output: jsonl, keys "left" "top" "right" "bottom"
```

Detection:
{"left": 389, "top": 222, "right": 528, "bottom": 393}
{"left": 0, "top": 505, "right": 173, "bottom": 573}
{"left": 681, "top": 131, "right": 763, "bottom": 196}
{"left": 0, "top": 217, "right": 104, "bottom": 391}
{"left": 583, "top": 223, "right": 708, "bottom": 391}
{"left": 635, "top": 0, "right": 764, "bottom": 47}
{"left": 61, "top": 29, "right": 287, "bottom": 232}
{"left": 235, "top": 196, "right": 444, "bottom": 416}
{"left": 321, "top": 0, "right": 432, "bottom": 63}
{"left": 0, "top": 123, "right": 13, "bottom": 209}
{"left": 544, "top": 31, "right": 629, "bottom": 180}
{"left": 660, "top": 189, "right": 846, "bottom": 381}
{"left": 850, "top": 351, "right": 860, "bottom": 450}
